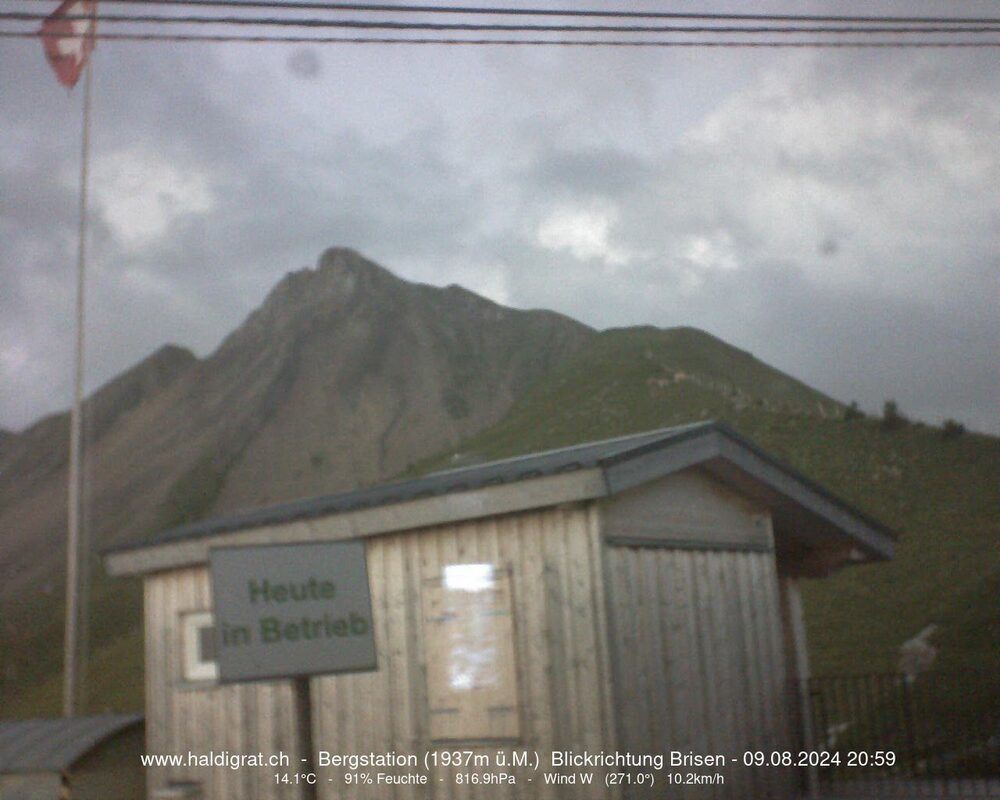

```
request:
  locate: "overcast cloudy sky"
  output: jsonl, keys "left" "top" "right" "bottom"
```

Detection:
{"left": 2, "top": 1, "right": 998, "bottom": 434}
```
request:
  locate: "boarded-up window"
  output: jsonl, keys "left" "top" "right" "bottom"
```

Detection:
{"left": 422, "top": 564, "right": 520, "bottom": 741}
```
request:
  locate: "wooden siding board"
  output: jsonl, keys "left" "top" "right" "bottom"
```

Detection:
{"left": 516, "top": 514, "right": 556, "bottom": 800}
{"left": 556, "top": 509, "right": 582, "bottom": 752}
{"left": 671, "top": 551, "right": 697, "bottom": 751}
{"left": 604, "top": 547, "right": 630, "bottom": 755}
{"left": 566, "top": 507, "right": 605, "bottom": 798}
{"left": 763, "top": 552, "right": 796, "bottom": 795}
{"left": 524, "top": 515, "right": 554, "bottom": 800}
{"left": 726, "top": 552, "right": 750, "bottom": 799}
{"left": 749, "top": 554, "right": 777, "bottom": 798}
{"left": 720, "top": 551, "right": 750, "bottom": 799}
{"left": 672, "top": 551, "right": 701, "bottom": 800}
{"left": 754, "top": 547, "right": 796, "bottom": 797}
{"left": 733, "top": 552, "right": 766, "bottom": 798}
{"left": 585, "top": 504, "right": 618, "bottom": 775}
{"left": 159, "top": 570, "right": 177, "bottom": 788}
{"left": 706, "top": 552, "right": 728, "bottom": 800}
{"left": 403, "top": 535, "right": 430, "bottom": 781}
{"left": 362, "top": 539, "right": 390, "bottom": 800}
{"left": 631, "top": 548, "right": 655, "bottom": 760}
{"left": 167, "top": 571, "right": 183, "bottom": 787}
{"left": 501, "top": 513, "right": 531, "bottom": 744}
{"left": 385, "top": 535, "right": 413, "bottom": 757}
{"left": 540, "top": 511, "right": 570, "bottom": 755}
{"left": 640, "top": 553, "right": 666, "bottom": 755}
{"left": 144, "top": 576, "right": 164, "bottom": 795}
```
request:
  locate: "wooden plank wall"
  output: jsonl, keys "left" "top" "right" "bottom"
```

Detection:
{"left": 601, "top": 469, "right": 770, "bottom": 549}
{"left": 144, "top": 567, "right": 308, "bottom": 800}
{"left": 603, "top": 544, "right": 797, "bottom": 800}
{"left": 145, "top": 503, "right": 618, "bottom": 800}
{"left": 310, "top": 503, "right": 620, "bottom": 800}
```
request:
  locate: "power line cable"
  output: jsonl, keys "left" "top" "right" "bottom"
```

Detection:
{"left": 10, "top": 0, "right": 1000, "bottom": 26}
{"left": 6, "top": 29, "right": 999, "bottom": 46}
{"left": 7, "top": 11, "right": 999, "bottom": 34}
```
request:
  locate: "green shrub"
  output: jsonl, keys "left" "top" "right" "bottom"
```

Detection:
{"left": 844, "top": 401, "right": 865, "bottom": 421}
{"left": 942, "top": 419, "right": 966, "bottom": 439}
{"left": 881, "top": 399, "right": 908, "bottom": 431}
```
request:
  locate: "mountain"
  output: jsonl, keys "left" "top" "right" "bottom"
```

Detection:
{"left": 0, "top": 248, "right": 592, "bottom": 706}
{"left": 0, "top": 343, "right": 197, "bottom": 494}
{"left": 1, "top": 249, "right": 995, "bottom": 721}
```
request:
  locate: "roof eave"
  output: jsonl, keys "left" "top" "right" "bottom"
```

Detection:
{"left": 104, "top": 467, "right": 608, "bottom": 576}
{"left": 104, "top": 422, "right": 896, "bottom": 576}
{"left": 712, "top": 425, "right": 895, "bottom": 560}
{"left": 599, "top": 424, "right": 894, "bottom": 561}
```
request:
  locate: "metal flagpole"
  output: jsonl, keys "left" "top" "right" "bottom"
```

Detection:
{"left": 63, "top": 29, "right": 94, "bottom": 720}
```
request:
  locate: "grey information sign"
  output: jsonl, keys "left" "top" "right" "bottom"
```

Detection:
{"left": 209, "top": 540, "right": 377, "bottom": 682}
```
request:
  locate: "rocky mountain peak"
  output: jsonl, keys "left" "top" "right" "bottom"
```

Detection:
{"left": 317, "top": 246, "right": 392, "bottom": 279}
{"left": 232, "top": 248, "right": 404, "bottom": 344}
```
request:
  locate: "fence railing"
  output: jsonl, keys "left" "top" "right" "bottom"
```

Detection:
{"left": 804, "top": 671, "right": 999, "bottom": 791}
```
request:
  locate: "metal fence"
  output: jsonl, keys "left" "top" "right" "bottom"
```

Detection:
{"left": 804, "top": 672, "right": 999, "bottom": 795}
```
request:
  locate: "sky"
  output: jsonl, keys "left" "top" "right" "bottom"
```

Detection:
{"left": 2, "top": 1, "right": 998, "bottom": 434}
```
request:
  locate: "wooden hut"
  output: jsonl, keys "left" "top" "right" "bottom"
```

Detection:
{"left": 0, "top": 714, "right": 144, "bottom": 800}
{"left": 105, "top": 421, "right": 895, "bottom": 800}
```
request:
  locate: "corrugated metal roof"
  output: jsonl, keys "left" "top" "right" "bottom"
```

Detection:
{"left": 0, "top": 714, "right": 142, "bottom": 773}
{"left": 105, "top": 420, "right": 895, "bottom": 562}
{"left": 114, "top": 421, "right": 713, "bottom": 553}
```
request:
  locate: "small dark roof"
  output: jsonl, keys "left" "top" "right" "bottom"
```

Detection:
{"left": 112, "top": 422, "right": 712, "bottom": 553}
{"left": 108, "top": 421, "right": 894, "bottom": 561}
{"left": 0, "top": 714, "right": 142, "bottom": 774}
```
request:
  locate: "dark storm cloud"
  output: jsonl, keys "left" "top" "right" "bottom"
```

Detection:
{"left": 526, "top": 145, "right": 651, "bottom": 199}
{"left": 2, "top": 22, "right": 997, "bottom": 434}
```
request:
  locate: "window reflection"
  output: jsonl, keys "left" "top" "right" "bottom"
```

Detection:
{"left": 442, "top": 564, "right": 498, "bottom": 690}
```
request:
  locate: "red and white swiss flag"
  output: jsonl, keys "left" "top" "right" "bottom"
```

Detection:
{"left": 40, "top": 0, "right": 97, "bottom": 89}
